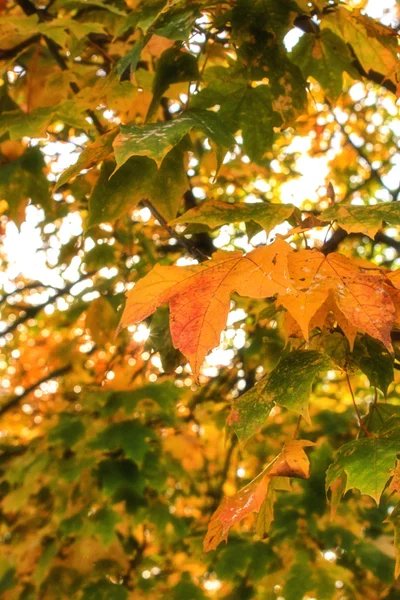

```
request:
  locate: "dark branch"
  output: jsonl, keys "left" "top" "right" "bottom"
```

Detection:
{"left": 0, "top": 364, "right": 71, "bottom": 417}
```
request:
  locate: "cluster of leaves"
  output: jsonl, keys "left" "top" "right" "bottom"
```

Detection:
{"left": 0, "top": 0, "right": 400, "bottom": 598}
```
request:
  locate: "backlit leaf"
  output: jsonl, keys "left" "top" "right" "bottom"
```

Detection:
{"left": 119, "top": 239, "right": 293, "bottom": 375}
{"left": 113, "top": 109, "right": 235, "bottom": 170}
{"left": 320, "top": 202, "right": 400, "bottom": 239}
{"left": 229, "top": 350, "right": 331, "bottom": 440}
{"left": 204, "top": 440, "right": 314, "bottom": 551}
{"left": 326, "top": 416, "right": 400, "bottom": 504}
{"left": 170, "top": 200, "right": 295, "bottom": 236}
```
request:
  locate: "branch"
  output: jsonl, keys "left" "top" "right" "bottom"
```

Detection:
{"left": 141, "top": 200, "right": 209, "bottom": 262}
{"left": 0, "top": 364, "right": 71, "bottom": 417}
{"left": 0, "top": 270, "right": 97, "bottom": 338}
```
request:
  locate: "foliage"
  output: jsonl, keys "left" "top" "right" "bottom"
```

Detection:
{"left": 0, "top": 0, "right": 400, "bottom": 598}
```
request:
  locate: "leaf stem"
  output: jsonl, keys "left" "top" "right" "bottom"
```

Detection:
{"left": 345, "top": 371, "right": 373, "bottom": 437}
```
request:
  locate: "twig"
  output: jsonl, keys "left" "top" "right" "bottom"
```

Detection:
{"left": 0, "top": 364, "right": 71, "bottom": 417}
{"left": 345, "top": 371, "right": 373, "bottom": 437}
{"left": 0, "top": 270, "right": 97, "bottom": 338}
{"left": 141, "top": 200, "right": 209, "bottom": 262}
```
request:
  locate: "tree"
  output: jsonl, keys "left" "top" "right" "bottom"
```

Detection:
{"left": 0, "top": 0, "right": 400, "bottom": 597}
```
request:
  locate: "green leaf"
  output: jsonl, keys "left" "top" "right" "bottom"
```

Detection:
{"left": 152, "top": 46, "right": 199, "bottom": 102}
{"left": 35, "top": 540, "right": 58, "bottom": 584}
{"left": 55, "top": 128, "right": 117, "bottom": 190}
{"left": 113, "top": 109, "right": 235, "bottom": 170}
{"left": 291, "top": 29, "right": 357, "bottom": 100}
{"left": 232, "top": 0, "right": 300, "bottom": 40}
{"left": 255, "top": 477, "right": 291, "bottom": 537}
{"left": 48, "top": 413, "right": 85, "bottom": 447}
{"left": 283, "top": 554, "right": 315, "bottom": 600}
{"left": 239, "top": 85, "right": 282, "bottom": 160}
{"left": 326, "top": 416, "right": 400, "bottom": 504}
{"left": 361, "top": 404, "right": 400, "bottom": 435}
{"left": 84, "top": 506, "right": 121, "bottom": 546}
{"left": 97, "top": 458, "right": 145, "bottom": 497}
{"left": 321, "top": 7, "right": 399, "bottom": 89}
{"left": 320, "top": 202, "right": 400, "bottom": 238}
{"left": 353, "top": 336, "right": 394, "bottom": 395}
{"left": 192, "top": 71, "right": 282, "bottom": 160}
{"left": 116, "top": 38, "right": 146, "bottom": 78}
{"left": 230, "top": 350, "right": 331, "bottom": 440}
{"left": 88, "top": 141, "right": 187, "bottom": 226}
{"left": 0, "top": 559, "right": 16, "bottom": 594}
{"left": 90, "top": 420, "right": 155, "bottom": 466}
{"left": 170, "top": 200, "right": 295, "bottom": 235}
{"left": 0, "top": 147, "right": 51, "bottom": 224}
{"left": 154, "top": 6, "right": 200, "bottom": 41}
{"left": 171, "top": 573, "right": 207, "bottom": 600}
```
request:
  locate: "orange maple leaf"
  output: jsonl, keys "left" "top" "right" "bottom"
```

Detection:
{"left": 203, "top": 440, "right": 314, "bottom": 552}
{"left": 279, "top": 249, "right": 396, "bottom": 351}
{"left": 119, "top": 239, "right": 293, "bottom": 375}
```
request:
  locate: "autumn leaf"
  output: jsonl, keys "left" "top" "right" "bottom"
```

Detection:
{"left": 320, "top": 202, "right": 400, "bottom": 239}
{"left": 170, "top": 200, "right": 295, "bottom": 236}
{"left": 119, "top": 239, "right": 293, "bottom": 376}
{"left": 203, "top": 440, "right": 314, "bottom": 552}
{"left": 279, "top": 249, "right": 396, "bottom": 351}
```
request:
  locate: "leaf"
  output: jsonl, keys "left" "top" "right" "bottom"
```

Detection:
{"left": 48, "top": 413, "right": 85, "bottom": 447}
{"left": 84, "top": 506, "right": 121, "bottom": 546}
{"left": 255, "top": 477, "right": 291, "bottom": 537}
{"left": 116, "top": 38, "right": 146, "bottom": 78}
{"left": 322, "top": 7, "right": 399, "bottom": 88}
{"left": 353, "top": 335, "right": 394, "bottom": 395}
{"left": 0, "top": 559, "right": 16, "bottom": 594}
{"left": 55, "top": 128, "right": 118, "bottom": 190}
{"left": 90, "top": 420, "right": 155, "bottom": 466}
{"left": 112, "top": 109, "right": 235, "bottom": 171}
{"left": 279, "top": 249, "right": 396, "bottom": 351}
{"left": 320, "top": 202, "right": 400, "bottom": 239}
{"left": 326, "top": 416, "right": 400, "bottom": 505}
{"left": 119, "top": 239, "right": 293, "bottom": 376}
{"left": 229, "top": 350, "right": 331, "bottom": 440}
{"left": 85, "top": 296, "right": 118, "bottom": 345}
{"left": 0, "top": 147, "right": 51, "bottom": 224}
{"left": 170, "top": 200, "right": 295, "bottom": 236}
{"left": 151, "top": 46, "right": 199, "bottom": 110}
{"left": 291, "top": 29, "right": 357, "bottom": 100}
{"left": 154, "top": 6, "right": 200, "bottom": 41}
{"left": 88, "top": 141, "right": 187, "bottom": 226}
{"left": 203, "top": 440, "right": 314, "bottom": 552}
{"left": 192, "top": 71, "right": 282, "bottom": 160}
{"left": 97, "top": 458, "right": 145, "bottom": 497}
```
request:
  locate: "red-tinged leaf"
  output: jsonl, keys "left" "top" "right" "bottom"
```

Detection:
{"left": 279, "top": 249, "right": 396, "bottom": 351}
{"left": 203, "top": 440, "right": 314, "bottom": 552}
{"left": 119, "top": 239, "right": 293, "bottom": 376}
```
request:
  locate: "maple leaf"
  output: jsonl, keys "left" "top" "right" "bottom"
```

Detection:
{"left": 279, "top": 249, "right": 396, "bottom": 351}
{"left": 170, "top": 200, "right": 295, "bottom": 237}
{"left": 203, "top": 440, "right": 314, "bottom": 552}
{"left": 229, "top": 350, "right": 331, "bottom": 440}
{"left": 320, "top": 202, "right": 400, "bottom": 239}
{"left": 326, "top": 416, "right": 400, "bottom": 506}
{"left": 119, "top": 239, "right": 293, "bottom": 376}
